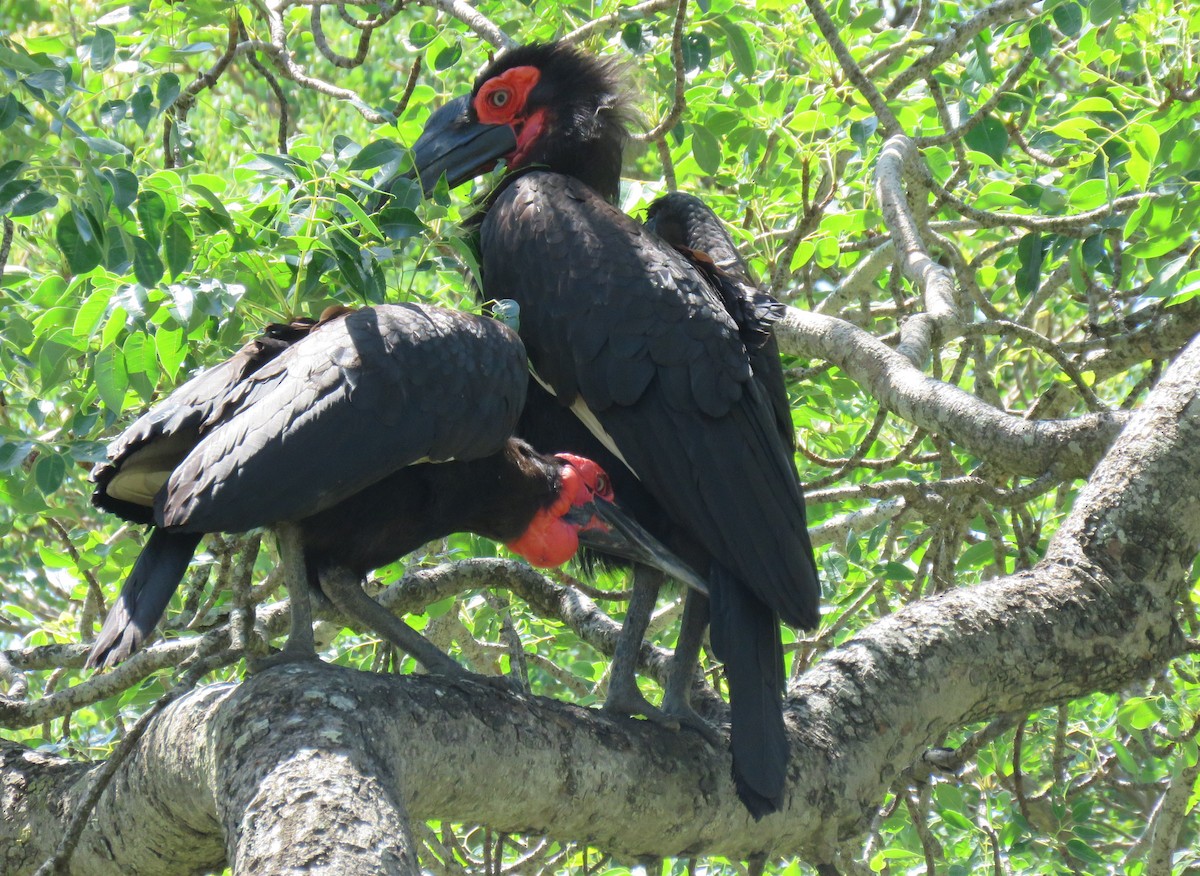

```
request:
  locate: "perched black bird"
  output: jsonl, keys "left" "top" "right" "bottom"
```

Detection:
{"left": 399, "top": 43, "right": 821, "bottom": 817}
{"left": 89, "top": 303, "right": 693, "bottom": 672}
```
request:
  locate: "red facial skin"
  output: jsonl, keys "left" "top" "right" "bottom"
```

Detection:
{"left": 505, "top": 454, "right": 614, "bottom": 568}
{"left": 472, "top": 66, "right": 548, "bottom": 169}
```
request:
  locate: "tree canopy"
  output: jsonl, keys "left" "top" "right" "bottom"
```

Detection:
{"left": 2, "top": 0, "right": 1200, "bottom": 873}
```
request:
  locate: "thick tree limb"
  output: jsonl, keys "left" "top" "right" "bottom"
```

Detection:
{"left": 775, "top": 307, "right": 1127, "bottom": 477}
{"left": 5, "top": 340, "right": 1199, "bottom": 874}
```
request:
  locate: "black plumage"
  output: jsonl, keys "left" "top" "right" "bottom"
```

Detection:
{"left": 88, "top": 303, "right": 622, "bottom": 669}
{"left": 401, "top": 43, "right": 821, "bottom": 817}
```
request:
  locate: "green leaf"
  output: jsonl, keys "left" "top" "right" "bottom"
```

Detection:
{"left": 1124, "top": 122, "right": 1159, "bottom": 190}
{"left": 137, "top": 190, "right": 167, "bottom": 248}
{"left": 433, "top": 42, "right": 462, "bottom": 71}
{"left": 56, "top": 208, "right": 103, "bottom": 274}
{"left": 682, "top": 32, "right": 712, "bottom": 72}
{"left": 717, "top": 17, "right": 756, "bottom": 77}
{"left": 1015, "top": 232, "right": 1045, "bottom": 298}
{"left": 376, "top": 206, "right": 425, "bottom": 241}
{"left": 80, "top": 136, "right": 130, "bottom": 157}
{"left": 1126, "top": 201, "right": 1186, "bottom": 259}
{"left": 409, "top": 22, "right": 437, "bottom": 48}
{"left": 73, "top": 285, "right": 114, "bottom": 338}
{"left": 247, "top": 153, "right": 301, "bottom": 179}
{"left": 349, "top": 139, "right": 406, "bottom": 172}
{"left": 851, "top": 117, "right": 878, "bottom": 148}
{"left": 335, "top": 193, "right": 382, "bottom": 239}
{"left": 94, "top": 347, "right": 128, "bottom": 413}
{"left": 130, "top": 84, "right": 154, "bottom": 131}
{"left": 1088, "top": 0, "right": 1121, "bottom": 25}
{"left": 1053, "top": 2, "right": 1084, "bottom": 35}
{"left": 621, "top": 22, "right": 643, "bottom": 51}
{"left": 91, "top": 27, "right": 116, "bottom": 71}
{"left": 157, "top": 72, "right": 180, "bottom": 112}
{"left": 99, "top": 99, "right": 127, "bottom": 128}
{"left": 1065, "top": 838, "right": 1107, "bottom": 865}
{"left": 164, "top": 213, "right": 193, "bottom": 280}
{"left": 122, "top": 331, "right": 154, "bottom": 376}
{"left": 940, "top": 809, "right": 975, "bottom": 831}
{"left": 691, "top": 126, "right": 722, "bottom": 174}
{"left": 8, "top": 187, "right": 57, "bottom": 218}
{"left": 155, "top": 324, "right": 186, "bottom": 378}
{"left": 108, "top": 168, "right": 139, "bottom": 213}
{"left": 24, "top": 69, "right": 66, "bottom": 98}
{"left": 1028, "top": 23, "right": 1052, "bottom": 58}
{"left": 964, "top": 114, "right": 1008, "bottom": 163}
{"left": 132, "top": 235, "right": 164, "bottom": 288}
{"left": 34, "top": 453, "right": 66, "bottom": 495}
{"left": 956, "top": 539, "right": 996, "bottom": 570}
{"left": 1069, "top": 178, "right": 1107, "bottom": 210}
{"left": 0, "top": 159, "right": 23, "bottom": 192}
{"left": 0, "top": 94, "right": 18, "bottom": 130}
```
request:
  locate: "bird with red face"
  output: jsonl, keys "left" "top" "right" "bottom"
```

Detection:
{"left": 392, "top": 43, "right": 821, "bottom": 818}
{"left": 89, "top": 302, "right": 700, "bottom": 675}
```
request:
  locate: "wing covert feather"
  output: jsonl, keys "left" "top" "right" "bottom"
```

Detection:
{"left": 154, "top": 305, "right": 526, "bottom": 533}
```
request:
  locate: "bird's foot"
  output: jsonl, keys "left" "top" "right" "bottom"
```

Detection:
{"left": 602, "top": 684, "right": 681, "bottom": 731}
{"left": 248, "top": 643, "right": 323, "bottom": 673}
{"left": 660, "top": 696, "right": 723, "bottom": 747}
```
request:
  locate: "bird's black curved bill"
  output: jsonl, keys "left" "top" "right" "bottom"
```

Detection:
{"left": 569, "top": 497, "right": 709, "bottom": 596}
{"left": 404, "top": 95, "right": 518, "bottom": 195}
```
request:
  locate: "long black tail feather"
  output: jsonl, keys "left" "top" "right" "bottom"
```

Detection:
{"left": 87, "top": 529, "right": 203, "bottom": 669}
{"left": 708, "top": 563, "right": 788, "bottom": 819}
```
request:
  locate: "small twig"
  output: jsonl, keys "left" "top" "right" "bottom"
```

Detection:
{"left": 632, "top": 0, "right": 689, "bottom": 143}
{"left": 0, "top": 217, "right": 14, "bottom": 276}
{"left": 960, "top": 318, "right": 1108, "bottom": 412}
{"left": 483, "top": 591, "right": 529, "bottom": 692}
{"left": 44, "top": 518, "right": 107, "bottom": 639}
{"left": 310, "top": 3, "right": 374, "bottom": 68}
{"left": 656, "top": 138, "right": 677, "bottom": 192}
{"left": 803, "top": 0, "right": 902, "bottom": 134}
{"left": 912, "top": 50, "right": 1036, "bottom": 147}
{"left": 885, "top": 0, "right": 1036, "bottom": 99}
{"left": 391, "top": 56, "right": 423, "bottom": 118}
{"left": 418, "top": 0, "right": 516, "bottom": 50}
{"left": 0, "top": 651, "right": 27, "bottom": 700}
{"left": 931, "top": 179, "right": 1153, "bottom": 237}
{"left": 562, "top": 0, "right": 677, "bottom": 44}
{"left": 243, "top": 30, "right": 291, "bottom": 154}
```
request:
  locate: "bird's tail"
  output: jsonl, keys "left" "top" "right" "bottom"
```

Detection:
{"left": 708, "top": 563, "right": 788, "bottom": 819}
{"left": 87, "top": 529, "right": 203, "bottom": 669}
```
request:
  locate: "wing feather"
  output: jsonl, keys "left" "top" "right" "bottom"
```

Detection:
{"left": 482, "top": 173, "right": 817, "bottom": 626}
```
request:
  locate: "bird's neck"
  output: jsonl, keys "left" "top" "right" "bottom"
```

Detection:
{"left": 550, "top": 140, "right": 623, "bottom": 203}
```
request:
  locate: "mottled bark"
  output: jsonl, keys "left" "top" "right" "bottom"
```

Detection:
{"left": 4, "top": 340, "right": 1198, "bottom": 873}
{"left": 775, "top": 307, "right": 1127, "bottom": 478}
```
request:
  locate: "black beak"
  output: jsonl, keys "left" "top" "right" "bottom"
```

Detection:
{"left": 567, "top": 497, "right": 709, "bottom": 596}
{"left": 403, "top": 95, "right": 518, "bottom": 196}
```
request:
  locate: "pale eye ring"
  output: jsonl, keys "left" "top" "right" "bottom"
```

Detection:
{"left": 595, "top": 474, "right": 610, "bottom": 495}
{"left": 489, "top": 89, "right": 510, "bottom": 107}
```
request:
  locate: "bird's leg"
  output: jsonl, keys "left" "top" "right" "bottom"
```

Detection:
{"left": 318, "top": 564, "right": 470, "bottom": 678}
{"left": 603, "top": 565, "right": 678, "bottom": 726}
{"left": 661, "top": 589, "right": 722, "bottom": 746}
{"left": 251, "top": 523, "right": 320, "bottom": 670}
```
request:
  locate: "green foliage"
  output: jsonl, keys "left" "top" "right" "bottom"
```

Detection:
{"left": 2, "top": 0, "right": 1200, "bottom": 871}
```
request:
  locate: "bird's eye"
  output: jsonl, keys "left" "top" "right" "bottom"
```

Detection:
{"left": 594, "top": 473, "right": 610, "bottom": 496}
{"left": 489, "top": 89, "right": 510, "bottom": 108}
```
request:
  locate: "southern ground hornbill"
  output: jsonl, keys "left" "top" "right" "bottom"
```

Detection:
{"left": 396, "top": 43, "right": 821, "bottom": 817}
{"left": 89, "top": 302, "right": 696, "bottom": 672}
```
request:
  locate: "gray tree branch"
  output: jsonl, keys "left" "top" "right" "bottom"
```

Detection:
{"left": 6, "top": 338, "right": 1200, "bottom": 874}
{"left": 774, "top": 307, "right": 1127, "bottom": 478}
